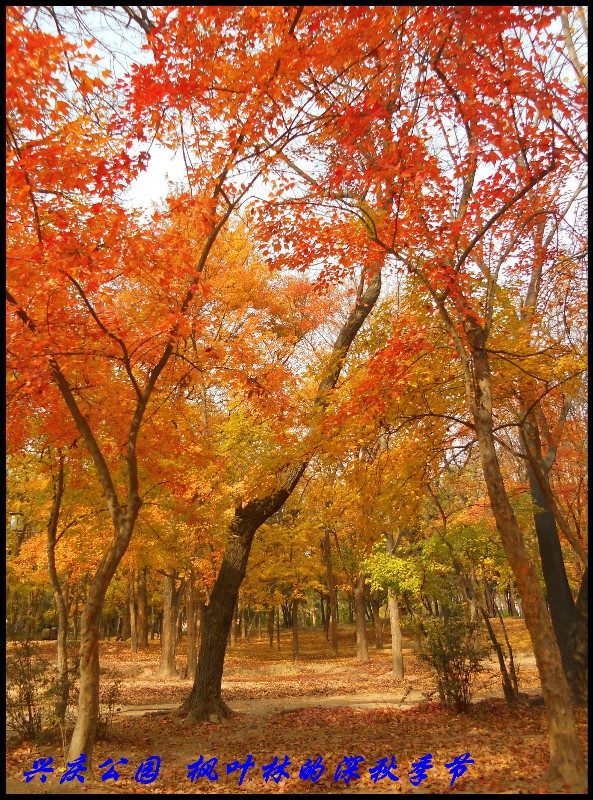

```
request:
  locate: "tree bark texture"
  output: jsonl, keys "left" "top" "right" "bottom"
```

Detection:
{"left": 291, "top": 599, "right": 299, "bottom": 662}
{"left": 185, "top": 576, "right": 198, "bottom": 681}
{"left": 471, "top": 344, "right": 585, "bottom": 788}
{"left": 129, "top": 573, "right": 137, "bottom": 654}
{"left": 323, "top": 531, "right": 340, "bottom": 656}
{"left": 46, "top": 453, "right": 69, "bottom": 721}
{"left": 566, "top": 568, "right": 588, "bottom": 706}
{"left": 354, "top": 573, "right": 369, "bottom": 662}
{"left": 267, "top": 606, "right": 274, "bottom": 648}
{"left": 370, "top": 594, "right": 384, "bottom": 650}
{"left": 385, "top": 533, "right": 404, "bottom": 679}
{"left": 136, "top": 566, "right": 149, "bottom": 649}
{"left": 158, "top": 571, "right": 183, "bottom": 677}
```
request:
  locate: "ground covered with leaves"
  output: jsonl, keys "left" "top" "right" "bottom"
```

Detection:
{"left": 6, "top": 621, "right": 588, "bottom": 794}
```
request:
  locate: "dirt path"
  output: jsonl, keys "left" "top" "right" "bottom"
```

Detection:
{"left": 117, "top": 683, "right": 542, "bottom": 721}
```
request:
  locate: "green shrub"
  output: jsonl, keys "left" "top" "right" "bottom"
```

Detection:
{"left": 418, "top": 609, "right": 489, "bottom": 711}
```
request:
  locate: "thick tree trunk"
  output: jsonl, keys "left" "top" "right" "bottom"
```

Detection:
{"left": 566, "top": 568, "right": 588, "bottom": 706}
{"left": 388, "top": 590, "right": 404, "bottom": 679}
{"left": 68, "top": 601, "right": 101, "bottom": 765}
{"left": 68, "top": 505, "right": 141, "bottom": 765}
{"left": 354, "top": 573, "right": 369, "bottom": 662}
{"left": 291, "top": 599, "right": 299, "bottom": 662}
{"left": 137, "top": 566, "right": 149, "bottom": 649}
{"left": 370, "top": 594, "right": 384, "bottom": 650}
{"left": 181, "top": 520, "right": 259, "bottom": 724}
{"left": 471, "top": 344, "right": 585, "bottom": 788}
{"left": 158, "top": 571, "right": 180, "bottom": 678}
{"left": 526, "top": 460, "right": 575, "bottom": 631}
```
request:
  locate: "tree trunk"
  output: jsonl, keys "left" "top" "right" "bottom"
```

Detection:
{"left": 267, "top": 606, "right": 274, "bottom": 648}
{"left": 46, "top": 453, "right": 69, "bottom": 722}
{"left": 229, "top": 600, "right": 237, "bottom": 648}
{"left": 323, "top": 530, "right": 339, "bottom": 656}
{"left": 137, "top": 566, "right": 148, "bottom": 649}
{"left": 150, "top": 605, "right": 157, "bottom": 640}
{"left": 370, "top": 594, "right": 384, "bottom": 650}
{"left": 388, "top": 590, "right": 404, "bottom": 679}
{"left": 129, "top": 573, "right": 137, "bottom": 654}
{"left": 291, "top": 598, "right": 299, "bottom": 662}
{"left": 481, "top": 607, "right": 519, "bottom": 704}
{"left": 276, "top": 604, "right": 281, "bottom": 649}
{"left": 121, "top": 591, "right": 131, "bottom": 641}
{"left": 241, "top": 605, "right": 248, "bottom": 639}
{"left": 566, "top": 568, "right": 588, "bottom": 706}
{"left": 385, "top": 533, "right": 404, "bottom": 679}
{"left": 68, "top": 507, "right": 141, "bottom": 765}
{"left": 181, "top": 520, "right": 260, "bottom": 724}
{"left": 471, "top": 343, "right": 585, "bottom": 788}
{"left": 181, "top": 267, "right": 381, "bottom": 724}
{"left": 347, "top": 594, "right": 355, "bottom": 624}
{"left": 158, "top": 571, "right": 181, "bottom": 678}
{"left": 176, "top": 600, "right": 184, "bottom": 644}
{"left": 524, "top": 457, "right": 585, "bottom": 701}
{"left": 354, "top": 573, "right": 369, "bottom": 662}
{"left": 185, "top": 575, "right": 197, "bottom": 681}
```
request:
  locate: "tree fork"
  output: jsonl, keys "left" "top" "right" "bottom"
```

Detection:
{"left": 182, "top": 265, "right": 382, "bottom": 722}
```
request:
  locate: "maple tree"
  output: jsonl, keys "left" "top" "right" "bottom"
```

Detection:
{"left": 6, "top": 5, "right": 587, "bottom": 789}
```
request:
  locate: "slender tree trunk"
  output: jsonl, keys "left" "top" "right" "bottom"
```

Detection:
{"left": 137, "top": 566, "right": 148, "bottom": 649}
{"left": 158, "top": 571, "right": 180, "bottom": 678}
{"left": 385, "top": 533, "right": 404, "bottom": 679}
{"left": 176, "top": 600, "right": 184, "bottom": 644}
{"left": 470, "top": 343, "right": 585, "bottom": 787}
{"left": 150, "top": 605, "right": 157, "bottom": 640}
{"left": 241, "top": 605, "right": 248, "bottom": 639}
{"left": 122, "top": 591, "right": 131, "bottom": 641}
{"left": 229, "top": 600, "right": 237, "bottom": 649}
{"left": 46, "top": 453, "right": 69, "bottom": 721}
{"left": 129, "top": 573, "right": 137, "bottom": 654}
{"left": 323, "top": 530, "right": 339, "bottom": 656}
{"left": 267, "top": 606, "right": 274, "bottom": 648}
{"left": 291, "top": 598, "right": 299, "bottom": 662}
{"left": 481, "top": 608, "right": 519, "bottom": 704}
{"left": 276, "top": 604, "right": 281, "bottom": 649}
{"left": 370, "top": 594, "right": 384, "bottom": 650}
{"left": 185, "top": 574, "right": 197, "bottom": 681}
{"left": 354, "top": 573, "right": 369, "bottom": 662}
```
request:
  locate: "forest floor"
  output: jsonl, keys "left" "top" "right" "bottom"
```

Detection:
{"left": 5, "top": 619, "right": 588, "bottom": 794}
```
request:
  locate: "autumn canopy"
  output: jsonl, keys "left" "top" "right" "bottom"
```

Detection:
{"left": 6, "top": 5, "right": 587, "bottom": 791}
